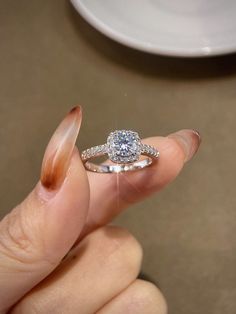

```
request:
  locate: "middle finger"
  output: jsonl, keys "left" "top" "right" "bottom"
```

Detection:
{"left": 12, "top": 226, "right": 142, "bottom": 314}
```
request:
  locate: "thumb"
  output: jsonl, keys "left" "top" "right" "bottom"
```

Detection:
{"left": 0, "top": 106, "right": 89, "bottom": 313}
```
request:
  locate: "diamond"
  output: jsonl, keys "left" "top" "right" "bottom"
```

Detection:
{"left": 107, "top": 130, "right": 141, "bottom": 164}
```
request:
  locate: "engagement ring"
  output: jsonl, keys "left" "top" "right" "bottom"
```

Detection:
{"left": 81, "top": 130, "right": 159, "bottom": 173}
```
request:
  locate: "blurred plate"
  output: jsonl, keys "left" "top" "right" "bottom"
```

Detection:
{"left": 71, "top": 0, "right": 236, "bottom": 57}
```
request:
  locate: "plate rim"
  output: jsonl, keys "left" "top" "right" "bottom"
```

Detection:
{"left": 71, "top": 0, "right": 236, "bottom": 57}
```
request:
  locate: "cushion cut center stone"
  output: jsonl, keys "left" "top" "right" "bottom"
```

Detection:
{"left": 107, "top": 130, "right": 141, "bottom": 163}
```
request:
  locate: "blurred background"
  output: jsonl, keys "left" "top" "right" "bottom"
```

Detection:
{"left": 1, "top": 1, "right": 236, "bottom": 313}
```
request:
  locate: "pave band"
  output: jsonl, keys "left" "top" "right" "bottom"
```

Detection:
{"left": 81, "top": 130, "right": 159, "bottom": 173}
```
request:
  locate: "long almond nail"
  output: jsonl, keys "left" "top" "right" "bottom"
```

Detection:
{"left": 168, "top": 129, "right": 201, "bottom": 162}
{"left": 40, "top": 106, "right": 82, "bottom": 190}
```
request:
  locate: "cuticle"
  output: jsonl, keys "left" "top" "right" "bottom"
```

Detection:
{"left": 36, "top": 182, "right": 59, "bottom": 204}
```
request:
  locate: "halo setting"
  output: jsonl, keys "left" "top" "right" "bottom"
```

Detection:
{"left": 107, "top": 130, "right": 141, "bottom": 164}
{"left": 81, "top": 129, "right": 159, "bottom": 173}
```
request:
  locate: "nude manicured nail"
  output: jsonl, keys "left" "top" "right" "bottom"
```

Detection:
{"left": 168, "top": 129, "right": 201, "bottom": 162}
{"left": 41, "top": 106, "right": 82, "bottom": 190}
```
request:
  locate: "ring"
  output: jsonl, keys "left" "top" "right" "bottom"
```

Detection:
{"left": 81, "top": 130, "right": 159, "bottom": 173}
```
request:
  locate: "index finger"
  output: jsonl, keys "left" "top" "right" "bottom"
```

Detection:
{"left": 81, "top": 129, "right": 201, "bottom": 237}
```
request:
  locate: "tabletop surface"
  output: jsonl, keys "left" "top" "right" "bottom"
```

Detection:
{"left": 1, "top": 1, "right": 236, "bottom": 313}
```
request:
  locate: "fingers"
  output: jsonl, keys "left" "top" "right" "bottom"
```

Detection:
{"left": 0, "top": 107, "right": 89, "bottom": 312}
{"left": 97, "top": 279, "right": 167, "bottom": 314}
{"left": 82, "top": 129, "right": 201, "bottom": 236}
{"left": 12, "top": 226, "right": 142, "bottom": 314}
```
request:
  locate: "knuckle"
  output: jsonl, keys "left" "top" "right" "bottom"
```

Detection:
{"left": 96, "top": 226, "right": 143, "bottom": 276}
{"left": 159, "top": 137, "right": 185, "bottom": 182}
{"left": 11, "top": 296, "right": 41, "bottom": 314}
{"left": 0, "top": 204, "right": 49, "bottom": 267}
{"left": 128, "top": 280, "right": 168, "bottom": 314}
{"left": 165, "top": 137, "right": 186, "bottom": 164}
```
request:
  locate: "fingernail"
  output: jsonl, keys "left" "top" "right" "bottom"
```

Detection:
{"left": 168, "top": 129, "right": 201, "bottom": 162}
{"left": 40, "top": 106, "right": 82, "bottom": 190}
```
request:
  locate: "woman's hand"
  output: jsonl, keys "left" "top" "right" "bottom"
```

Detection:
{"left": 0, "top": 106, "right": 200, "bottom": 313}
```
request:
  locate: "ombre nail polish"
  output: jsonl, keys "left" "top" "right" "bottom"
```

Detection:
{"left": 40, "top": 106, "right": 82, "bottom": 190}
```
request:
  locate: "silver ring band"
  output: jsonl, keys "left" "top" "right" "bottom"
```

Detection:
{"left": 81, "top": 130, "right": 159, "bottom": 173}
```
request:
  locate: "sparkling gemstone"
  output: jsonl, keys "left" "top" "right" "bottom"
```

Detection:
{"left": 107, "top": 130, "right": 141, "bottom": 163}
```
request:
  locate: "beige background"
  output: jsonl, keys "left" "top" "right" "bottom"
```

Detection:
{"left": 1, "top": 1, "right": 236, "bottom": 313}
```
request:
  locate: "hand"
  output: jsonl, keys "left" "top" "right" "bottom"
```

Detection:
{"left": 0, "top": 106, "right": 200, "bottom": 314}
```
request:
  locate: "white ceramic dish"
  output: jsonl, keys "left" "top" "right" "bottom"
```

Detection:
{"left": 70, "top": 0, "right": 236, "bottom": 57}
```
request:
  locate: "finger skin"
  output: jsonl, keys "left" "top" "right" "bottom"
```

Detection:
{"left": 12, "top": 226, "right": 143, "bottom": 314}
{"left": 97, "top": 279, "right": 167, "bottom": 314}
{"left": 0, "top": 108, "right": 89, "bottom": 313}
{"left": 82, "top": 130, "right": 201, "bottom": 236}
